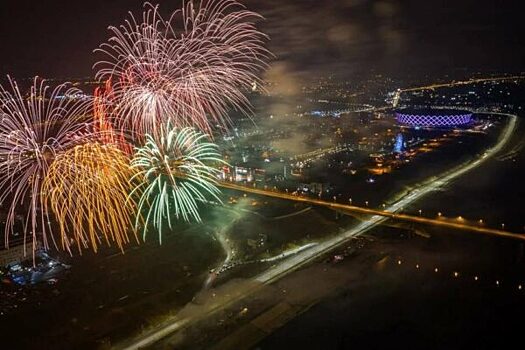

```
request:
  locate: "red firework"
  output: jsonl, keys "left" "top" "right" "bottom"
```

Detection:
{"left": 93, "top": 79, "right": 133, "bottom": 154}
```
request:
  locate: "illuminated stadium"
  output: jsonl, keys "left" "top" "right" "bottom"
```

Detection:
{"left": 395, "top": 108, "right": 473, "bottom": 127}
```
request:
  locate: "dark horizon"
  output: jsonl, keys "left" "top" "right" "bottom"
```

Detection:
{"left": 1, "top": 0, "right": 524, "bottom": 81}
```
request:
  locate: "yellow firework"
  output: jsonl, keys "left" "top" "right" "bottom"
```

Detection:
{"left": 42, "top": 142, "right": 138, "bottom": 254}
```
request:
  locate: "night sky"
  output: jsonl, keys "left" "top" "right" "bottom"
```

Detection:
{"left": 1, "top": 0, "right": 524, "bottom": 81}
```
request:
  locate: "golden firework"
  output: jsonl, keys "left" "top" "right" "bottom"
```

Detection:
{"left": 42, "top": 142, "right": 138, "bottom": 254}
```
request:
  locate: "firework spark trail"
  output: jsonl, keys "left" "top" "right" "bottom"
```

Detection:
{"left": 93, "top": 79, "right": 133, "bottom": 154}
{"left": 95, "top": 0, "right": 270, "bottom": 138}
{"left": 0, "top": 76, "right": 92, "bottom": 256}
{"left": 130, "top": 125, "right": 224, "bottom": 243}
{"left": 42, "top": 143, "right": 139, "bottom": 254}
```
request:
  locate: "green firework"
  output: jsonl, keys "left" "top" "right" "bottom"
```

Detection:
{"left": 130, "top": 125, "right": 224, "bottom": 242}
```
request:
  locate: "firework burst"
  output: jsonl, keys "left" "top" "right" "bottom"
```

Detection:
{"left": 130, "top": 125, "right": 224, "bottom": 242}
{"left": 95, "top": 0, "right": 269, "bottom": 137}
{"left": 42, "top": 142, "right": 138, "bottom": 254}
{"left": 0, "top": 76, "right": 91, "bottom": 254}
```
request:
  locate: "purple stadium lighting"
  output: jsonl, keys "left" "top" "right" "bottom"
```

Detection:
{"left": 395, "top": 109, "right": 472, "bottom": 127}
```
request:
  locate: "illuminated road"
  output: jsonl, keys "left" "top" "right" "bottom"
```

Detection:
{"left": 290, "top": 144, "right": 352, "bottom": 161}
{"left": 118, "top": 113, "right": 518, "bottom": 350}
{"left": 219, "top": 111, "right": 521, "bottom": 242}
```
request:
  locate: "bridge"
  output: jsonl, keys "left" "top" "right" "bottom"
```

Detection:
{"left": 219, "top": 181, "right": 524, "bottom": 242}
{"left": 218, "top": 110, "right": 522, "bottom": 242}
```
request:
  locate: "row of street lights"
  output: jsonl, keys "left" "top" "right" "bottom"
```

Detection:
{"left": 395, "top": 257, "right": 524, "bottom": 291}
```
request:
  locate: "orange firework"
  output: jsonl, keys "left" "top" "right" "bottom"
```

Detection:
{"left": 42, "top": 142, "right": 139, "bottom": 254}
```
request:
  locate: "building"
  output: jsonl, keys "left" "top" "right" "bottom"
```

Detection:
{"left": 395, "top": 108, "right": 472, "bottom": 127}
